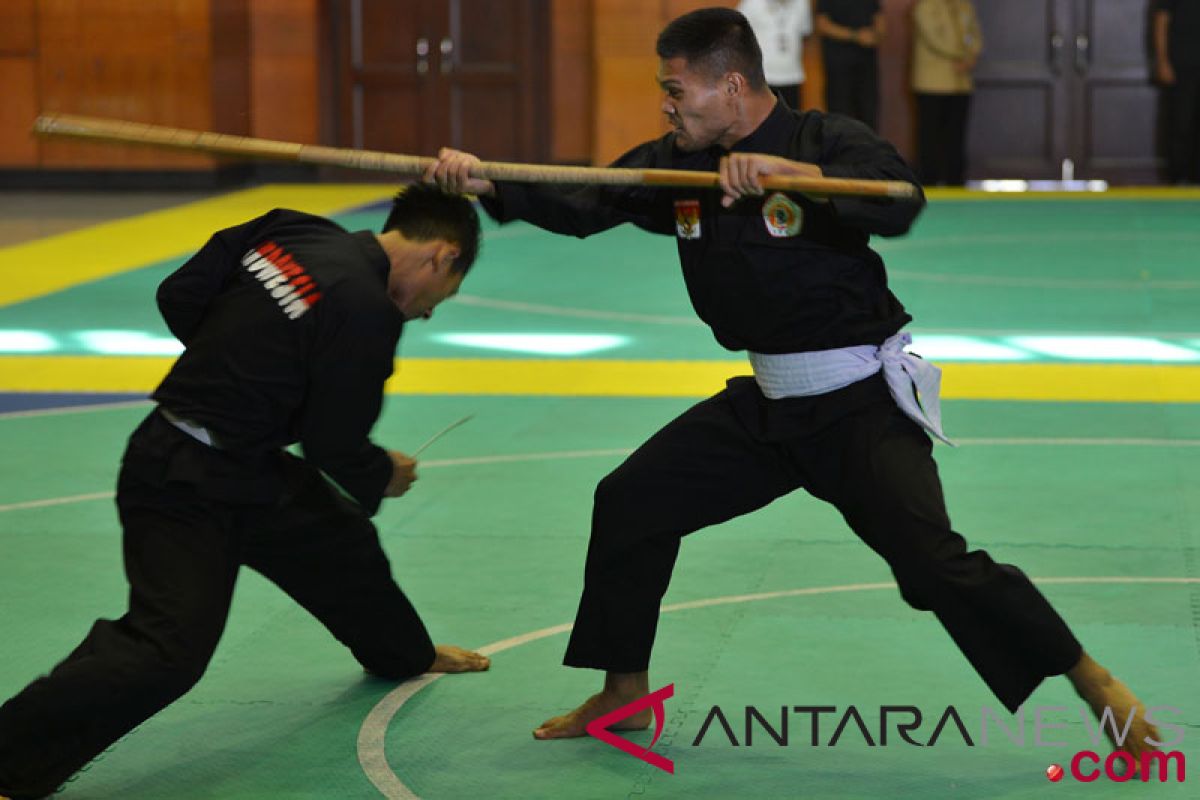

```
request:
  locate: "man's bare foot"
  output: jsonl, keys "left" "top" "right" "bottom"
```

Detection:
{"left": 534, "top": 670, "right": 650, "bottom": 740}
{"left": 1068, "top": 651, "right": 1160, "bottom": 768}
{"left": 429, "top": 644, "right": 490, "bottom": 673}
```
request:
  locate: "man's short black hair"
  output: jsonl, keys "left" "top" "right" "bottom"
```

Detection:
{"left": 382, "top": 183, "right": 481, "bottom": 274}
{"left": 655, "top": 7, "right": 766, "bottom": 90}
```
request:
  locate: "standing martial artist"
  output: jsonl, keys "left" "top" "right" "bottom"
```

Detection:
{"left": 425, "top": 7, "right": 1160, "bottom": 760}
{"left": 0, "top": 185, "right": 489, "bottom": 800}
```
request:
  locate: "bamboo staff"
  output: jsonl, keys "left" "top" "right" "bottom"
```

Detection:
{"left": 33, "top": 113, "right": 919, "bottom": 200}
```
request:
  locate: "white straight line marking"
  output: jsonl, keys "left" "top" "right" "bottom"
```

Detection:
{"left": 3, "top": 440, "right": 1199, "bottom": 514}
{"left": 0, "top": 399, "right": 152, "bottom": 419}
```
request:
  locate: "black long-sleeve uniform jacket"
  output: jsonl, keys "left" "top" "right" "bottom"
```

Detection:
{"left": 480, "top": 100, "right": 925, "bottom": 355}
{"left": 152, "top": 209, "right": 400, "bottom": 514}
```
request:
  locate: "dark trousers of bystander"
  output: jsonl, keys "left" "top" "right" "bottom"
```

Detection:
{"left": 823, "top": 48, "right": 879, "bottom": 131}
{"left": 916, "top": 92, "right": 973, "bottom": 186}
{"left": 1165, "top": 73, "right": 1200, "bottom": 184}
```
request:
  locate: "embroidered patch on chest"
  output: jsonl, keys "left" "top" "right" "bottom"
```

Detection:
{"left": 674, "top": 199, "right": 702, "bottom": 239}
{"left": 762, "top": 192, "right": 803, "bottom": 237}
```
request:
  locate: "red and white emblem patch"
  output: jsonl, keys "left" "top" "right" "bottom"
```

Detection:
{"left": 674, "top": 199, "right": 701, "bottom": 239}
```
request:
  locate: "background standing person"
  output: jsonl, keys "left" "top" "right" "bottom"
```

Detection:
{"left": 426, "top": 6, "right": 1162, "bottom": 765}
{"left": 1154, "top": 0, "right": 1200, "bottom": 184}
{"left": 912, "top": 0, "right": 982, "bottom": 185}
{"left": 0, "top": 185, "right": 489, "bottom": 800}
{"left": 815, "top": 0, "right": 884, "bottom": 130}
{"left": 738, "top": 0, "right": 814, "bottom": 109}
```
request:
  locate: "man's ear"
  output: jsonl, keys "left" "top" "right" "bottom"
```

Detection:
{"left": 432, "top": 242, "right": 461, "bottom": 272}
{"left": 726, "top": 72, "right": 745, "bottom": 96}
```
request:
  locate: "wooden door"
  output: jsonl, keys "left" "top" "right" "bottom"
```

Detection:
{"left": 1069, "top": 0, "right": 1159, "bottom": 183}
{"left": 441, "top": 0, "right": 549, "bottom": 160}
{"left": 968, "top": 0, "right": 1073, "bottom": 179}
{"left": 330, "top": 0, "right": 548, "bottom": 163}
{"left": 967, "top": 0, "right": 1160, "bottom": 182}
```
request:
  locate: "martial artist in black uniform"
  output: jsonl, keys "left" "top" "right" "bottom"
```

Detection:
{"left": 425, "top": 7, "right": 1159, "bottom": 758}
{"left": 0, "top": 185, "right": 488, "bottom": 800}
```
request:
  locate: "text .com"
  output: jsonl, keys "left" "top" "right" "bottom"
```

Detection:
{"left": 1046, "top": 750, "right": 1186, "bottom": 783}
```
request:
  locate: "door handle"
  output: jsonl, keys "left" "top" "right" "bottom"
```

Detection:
{"left": 416, "top": 37, "right": 430, "bottom": 75}
{"left": 1074, "top": 33, "right": 1090, "bottom": 74}
{"left": 1049, "top": 32, "right": 1064, "bottom": 75}
{"left": 439, "top": 37, "right": 454, "bottom": 74}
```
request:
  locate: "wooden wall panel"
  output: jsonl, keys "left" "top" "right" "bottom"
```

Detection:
{"left": 549, "top": 0, "right": 591, "bottom": 162}
{"left": 879, "top": 0, "right": 916, "bottom": 162}
{"left": 594, "top": 55, "right": 666, "bottom": 164}
{"left": 36, "top": 0, "right": 217, "bottom": 168}
{"left": 249, "top": 0, "right": 318, "bottom": 144}
{"left": 591, "top": 0, "right": 666, "bottom": 164}
{"left": 0, "top": 58, "right": 39, "bottom": 166}
{"left": 0, "top": 0, "right": 36, "bottom": 53}
{"left": 0, "top": 0, "right": 38, "bottom": 168}
{"left": 594, "top": 0, "right": 664, "bottom": 57}
{"left": 211, "top": 0, "right": 251, "bottom": 137}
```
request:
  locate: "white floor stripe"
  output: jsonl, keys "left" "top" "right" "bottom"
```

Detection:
{"left": 451, "top": 294, "right": 702, "bottom": 326}
{"left": 0, "top": 399, "right": 151, "bottom": 420}
{"left": 451, "top": 292, "right": 1200, "bottom": 328}
{"left": 880, "top": 231, "right": 1200, "bottom": 250}
{"left": 955, "top": 437, "right": 1200, "bottom": 447}
{"left": 0, "top": 491, "right": 117, "bottom": 512}
{"left": 910, "top": 327, "right": 1200, "bottom": 340}
{"left": 419, "top": 448, "right": 631, "bottom": 468}
{"left": 357, "top": 576, "right": 1200, "bottom": 800}
{"left": 3, "top": 439, "right": 1199, "bottom": 514}
{"left": 888, "top": 270, "right": 1200, "bottom": 291}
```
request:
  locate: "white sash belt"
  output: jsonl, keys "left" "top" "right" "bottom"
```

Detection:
{"left": 748, "top": 332, "right": 953, "bottom": 445}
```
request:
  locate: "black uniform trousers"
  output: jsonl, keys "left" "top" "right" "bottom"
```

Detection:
{"left": 916, "top": 92, "right": 972, "bottom": 186}
{"left": 0, "top": 411, "right": 434, "bottom": 800}
{"left": 823, "top": 48, "right": 879, "bottom": 131}
{"left": 563, "top": 375, "right": 1083, "bottom": 713}
{"left": 1164, "top": 73, "right": 1200, "bottom": 184}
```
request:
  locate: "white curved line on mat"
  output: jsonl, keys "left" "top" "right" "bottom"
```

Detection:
{"left": 357, "top": 576, "right": 1200, "bottom": 800}
{"left": 3, "top": 439, "right": 1200, "bottom": 514}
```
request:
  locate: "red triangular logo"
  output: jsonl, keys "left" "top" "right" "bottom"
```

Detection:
{"left": 585, "top": 683, "right": 675, "bottom": 774}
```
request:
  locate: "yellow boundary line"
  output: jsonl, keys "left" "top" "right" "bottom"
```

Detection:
{"left": 3, "top": 357, "right": 1199, "bottom": 402}
{"left": 0, "top": 184, "right": 393, "bottom": 308}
